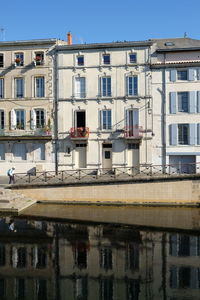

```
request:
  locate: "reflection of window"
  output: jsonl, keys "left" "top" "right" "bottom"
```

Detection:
{"left": 32, "top": 246, "right": 47, "bottom": 268}
{"left": 100, "top": 277, "right": 113, "bottom": 300}
{"left": 0, "top": 279, "right": 5, "bottom": 298}
{"left": 75, "top": 277, "right": 87, "bottom": 300}
{"left": 15, "top": 278, "right": 25, "bottom": 299}
{"left": 12, "top": 247, "right": 27, "bottom": 268}
{"left": 170, "top": 234, "right": 200, "bottom": 256}
{"left": 100, "top": 248, "right": 112, "bottom": 270}
{"left": 126, "top": 244, "right": 139, "bottom": 270}
{"left": 37, "top": 279, "right": 47, "bottom": 300}
{"left": 74, "top": 243, "right": 88, "bottom": 269}
{"left": 15, "top": 78, "right": 24, "bottom": 98}
{"left": 126, "top": 279, "right": 140, "bottom": 300}
{"left": 35, "top": 77, "right": 45, "bottom": 97}
{"left": 170, "top": 265, "right": 200, "bottom": 289}
{"left": 0, "top": 245, "right": 5, "bottom": 266}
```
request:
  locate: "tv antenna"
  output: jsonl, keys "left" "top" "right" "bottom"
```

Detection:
{"left": 0, "top": 27, "right": 5, "bottom": 41}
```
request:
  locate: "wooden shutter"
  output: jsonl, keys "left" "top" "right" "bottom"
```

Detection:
{"left": 197, "top": 92, "right": 200, "bottom": 113}
{"left": 170, "top": 124, "right": 177, "bottom": 145}
{"left": 170, "top": 92, "right": 177, "bottom": 114}
{"left": 30, "top": 109, "right": 36, "bottom": 130}
{"left": 188, "top": 68, "right": 195, "bottom": 81}
{"left": 10, "top": 109, "right": 16, "bottom": 130}
{"left": 197, "top": 124, "right": 200, "bottom": 145}
{"left": 189, "top": 123, "right": 196, "bottom": 145}
{"left": 189, "top": 91, "right": 196, "bottom": 113}
{"left": 170, "top": 70, "right": 176, "bottom": 82}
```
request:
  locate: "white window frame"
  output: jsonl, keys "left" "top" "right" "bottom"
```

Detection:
{"left": 11, "top": 109, "right": 25, "bottom": 130}
{"left": 15, "top": 77, "right": 24, "bottom": 98}
{"left": 101, "top": 77, "right": 111, "bottom": 97}
{"left": 35, "top": 77, "right": 45, "bottom": 98}
{"left": 102, "top": 109, "right": 112, "bottom": 130}
{"left": 74, "top": 77, "right": 86, "bottom": 98}
{"left": 14, "top": 52, "right": 24, "bottom": 67}
{"left": 127, "top": 75, "right": 138, "bottom": 96}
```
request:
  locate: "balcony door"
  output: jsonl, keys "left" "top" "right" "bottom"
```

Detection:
{"left": 76, "top": 111, "right": 85, "bottom": 128}
{"left": 102, "top": 144, "right": 112, "bottom": 169}
{"left": 126, "top": 109, "right": 139, "bottom": 137}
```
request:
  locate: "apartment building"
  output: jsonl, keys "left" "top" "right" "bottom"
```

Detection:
{"left": 0, "top": 38, "right": 66, "bottom": 174}
{"left": 54, "top": 37, "right": 154, "bottom": 171}
{"left": 151, "top": 38, "right": 200, "bottom": 173}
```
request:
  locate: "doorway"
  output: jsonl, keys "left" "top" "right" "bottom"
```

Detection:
{"left": 75, "top": 144, "right": 87, "bottom": 168}
{"left": 102, "top": 144, "right": 112, "bottom": 169}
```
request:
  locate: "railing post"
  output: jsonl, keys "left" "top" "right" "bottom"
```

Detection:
{"left": 78, "top": 170, "right": 81, "bottom": 180}
{"left": 61, "top": 170, "right": 64, "bottom": 182}
{"left": 44, "top": 172, "right": 47, "bottom": 182}
{"left": 28, "top": 173, "right": 31, "bottom": 183}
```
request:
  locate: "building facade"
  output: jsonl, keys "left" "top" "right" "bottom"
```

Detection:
{"left": 54, "top": 40, "right": 154, "bottom": 171}
{"left": 151, "top": 38, "right": 200, "bottom": 173}
{"left": 0, "top": 39, "right": 66, "bottom": 175}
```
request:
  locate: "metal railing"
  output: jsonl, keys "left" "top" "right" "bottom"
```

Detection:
{"left": 14, "top": 162, "right": 200, "bottom": 184}
{"left": 70, "top": 127, "right": 90, "bottom": 138}
{"left": 124, "top": 126, "right": 143, "bottom": 138}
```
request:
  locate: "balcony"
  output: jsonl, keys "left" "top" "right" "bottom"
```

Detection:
{"left": 0, "top": 127, "right": 52, "bottom": 140}
{"left": 124, "top": 126, "right": 143, "bottom": 140}
{"left": 70, "top": 127, "right": 90, "bottom": 139}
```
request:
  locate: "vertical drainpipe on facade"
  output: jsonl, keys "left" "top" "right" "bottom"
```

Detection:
{"left": 162, "top": 54, "right": 166, "bottom": 172}
{"left": 145, "top": 48, "right": 148, "bottom": 164}
{"left": 54, "top": 47, "right": 59, "bottom": 174}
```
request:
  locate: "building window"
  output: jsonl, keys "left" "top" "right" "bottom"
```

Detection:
{"left": 0, "top": 279, "right": 5, "bottom": 298}
{"left": 35, "top": 77, "right": 45, "bottom": 97}
{"left": 32, "top": 246, "right": 47, "bottom": 268}
{"left": 100, "top": 278, "right": 113, "bottom": 300}
{"left": 74, "top": 277, "right": 88, "bottom": 300}
{"left": 15, "top": 78, "right": 24, "bottom": 98}
{"left": 102, "top": 110, "right": 112, "bottom": 130}
{"left": 11, "top": 109, "right": 25, "bottom": 130}
{"left": 127, "top": 76, "right": 138, "bottom": 96}
{"left": 0, "top": 111, "right": 5, "bottom": 130}
{"left": 0, "top": 245, "right": 5, "bottom": 266}
{"left": 126, "top": 279, "right": 140, "bottom": 300}
{"left": 102, "top": 54, "right": 110, "bottom": 65}
{"left": 0, "top": 78, "right": 4, "bottom": 98}
{"left": 100, "top": 248, "right": 112, "bottom": 270}
{"left": 126, "top": 244, "right": 139, "bottom": 270}
{"left": 36, "top": 109, "right": 45, "bottom": 128}
{"left": 77, "top": 55, "right": 84, "bottom": 66}
{"left": 34, "top": 52, "right": 44, "bottom": 66}
{"left": 74, "top": 77, "right": 86, "bottom": 98}
{"left": 73, "top": 242, "right": 88, "bottom": 269}
{"left": 12, "top": 247, "right": 27, "bottom": 268}
{"left": 178, "top": 124, "right": 189, "bottom": 145}
{"left": 0, "top": 54, "right": 3, "bottom": 68}
{"left": 178, "top": 92, "right": 189, "bottom": 112}
{"left": 15, "top": 278, "right": 25, "bottom": 299}
{"left": 15, "top": 53, "right": 24, "bottom": 66}
{"left": 36, "top": 280, "right": 47, "bottom": 300}
{"left": 177, "top": 70, "right": 188, "bottom": 80}
{"left": 101, "top": 77, "right": 111, "bottom": 97}
{"left": 129, "top": 53, "right": 137, "bottom": 64}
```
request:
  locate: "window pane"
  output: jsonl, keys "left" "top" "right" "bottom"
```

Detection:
{"left": 178, "top": 124, "right": 189, "bottom": 144}
{"left": 129, "top": 53, "right": 137, "bottom": 63}
{"left": 103, "top": 54, "right": 110, "bottom": 65}
{"left": 0, "top": 79, "right": 4, "bottom": 98}
{"left": 77, "top": 56, "right": 84, "bottom": 66}
{"left": 15, "top": 78, "right": 24, "bottom": 98}
{"left": 0, "top": 111, "right": 4, "bottom": 129}
{"left": 0, "top": 55, "right": 3, "bottom": 68}
{"left": 177, "top": 70, "right": 188, "bottom": 80}
{"left": 178, "top": 92, "right": 188, "bottom": 112}
{"left": 35, "top": 77, "right": 45, "bottom": 97}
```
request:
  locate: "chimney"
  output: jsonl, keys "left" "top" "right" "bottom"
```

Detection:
{"left": 67, "top": 31, "right": 72, "bottom": 45}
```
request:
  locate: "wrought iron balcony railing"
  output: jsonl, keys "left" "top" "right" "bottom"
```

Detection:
{"left": 124, "top": 126, "right": 143, "bottom": 139}
{"left": 70, "top": 127, "right": 90, "bottom": 138}
{"left": 0, "top": 127, "right": 52, "bottom": 137}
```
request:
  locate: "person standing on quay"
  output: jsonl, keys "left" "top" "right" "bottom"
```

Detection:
{"left": 8, "top": 167, "right": 15, "bottom": 184}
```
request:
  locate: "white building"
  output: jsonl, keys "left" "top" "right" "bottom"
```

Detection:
{"left": 54, "top": 37, "right": 154, "bottom": 172}
{"left": 151, "top": 38, "right": 200, "bottom": 173}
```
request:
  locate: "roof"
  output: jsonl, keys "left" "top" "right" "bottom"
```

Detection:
{"left": 56, "top": 40, "right": 153, "bottom": 51}
{"left": 0, "top": 38, "right": 65, "bottom": 48}
{"left": 151, "top": 37, "right": 200, "bottom": 52}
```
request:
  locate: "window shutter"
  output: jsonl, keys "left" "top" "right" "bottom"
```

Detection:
{"left": 189, "top": 123, "right": 196, "bottom": 145}
{"left": 99, "top": 109, "right": 102, "bottom": 130}
{"left": 188, "top": 68, "right": 195, "bottom": 81}
{"left": 170, "top": 124, "right": 177, "bottom": 145}
{"left": 30, "top": 109, "right": 36, "bottom": 130}
{"left": 170, "top": 92, "right": 177, "bottom": 114}
{"left": 170, "top": 70, "right": 176, "bottom": 82}
{"left": 99, "top": 77, "right": 102, "bottom": 97}
{"left": 133, "top": 109, "right": 139, "bottom": 126}
{"left": 197, "top": 92, "right": 200, "bottom": 113}
{"left": 189, "top": 91, "right": 196, "bottom": 113}
{"left": 126, "top": 76, "right": 128, "bottom": 96}
{"left": 10, "top": 109, "right": 16, "bottom": 130}
{"left": 197, "top": 124, "right": 200, "bottom": 144}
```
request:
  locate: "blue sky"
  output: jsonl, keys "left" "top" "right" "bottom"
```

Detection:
{"left": 1, "top": 0, "right": 200, "bottom": 43}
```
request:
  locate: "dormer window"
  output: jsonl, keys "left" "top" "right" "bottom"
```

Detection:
{"left": 34, "top": 52, "right": 44, "bottom": 66}
{"left": 15, "top": 53, "right": 24, "bottom": 66}
{"left": 103, "top": 54, "right": 110, "bottom": 65}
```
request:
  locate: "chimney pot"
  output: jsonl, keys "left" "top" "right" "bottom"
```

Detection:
{"left": 67, "top": 31, "right": 72, "bottom": 45}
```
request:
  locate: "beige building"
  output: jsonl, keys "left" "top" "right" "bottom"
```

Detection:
{"left": 0, "top": 38, "right": 66, "bottom": 175}
{"left": 54, "top": 38, "right": 154, "bottom": 172}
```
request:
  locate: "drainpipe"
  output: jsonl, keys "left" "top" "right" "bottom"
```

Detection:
{"left": 162, "top": 56, "right": 167, "bottom": 172}
{"left": 53, "top": 48, "right": 58, "bottom": 174}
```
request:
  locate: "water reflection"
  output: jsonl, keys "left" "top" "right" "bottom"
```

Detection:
{"left": 0, "top": 216, "right": 199, "bottom": 299}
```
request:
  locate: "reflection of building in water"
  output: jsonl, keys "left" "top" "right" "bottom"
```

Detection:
{"left": 58, "top": 224, "right": 154, "bottom": 300}
{"left": 0, "top": 218, "right": 55, "bottom": 300}
{"left": 167, "top": 233, "right": 200, "bottom": 300}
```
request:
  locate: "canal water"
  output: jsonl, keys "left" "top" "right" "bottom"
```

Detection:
{"left": 0, "top": 205, "right": 200, "bottom": 300}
